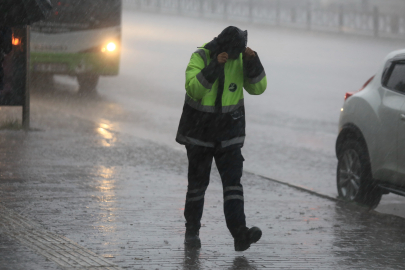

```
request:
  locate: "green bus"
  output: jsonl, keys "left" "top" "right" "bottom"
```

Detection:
{"left": 30, "top": 0, "right": 122, "bottom": 92}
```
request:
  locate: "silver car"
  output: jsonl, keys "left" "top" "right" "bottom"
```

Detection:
{"left": 336, "top": 49, "right": 405, "bottom": 208}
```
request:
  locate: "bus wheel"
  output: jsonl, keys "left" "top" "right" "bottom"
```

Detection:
{"left": 30, "top": 73, "right": 54, "bottom": 91}
{"left": 77, "top": 74, "right": 99, "bottom": 93}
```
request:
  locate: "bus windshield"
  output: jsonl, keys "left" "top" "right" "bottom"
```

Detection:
{"left": 30, "top": 0, "right": 122, "bottom": 88}
{"left": 32, "top": 0, "right": 121, "bottom": 33}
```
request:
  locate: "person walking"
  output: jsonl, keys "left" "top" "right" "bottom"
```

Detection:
{"left": 176, "top": 26, "right": 267, "bottom": 251}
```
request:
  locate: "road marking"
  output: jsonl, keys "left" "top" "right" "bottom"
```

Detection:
{"left": 0, "top": 205, "right": 121, "bottom": 269}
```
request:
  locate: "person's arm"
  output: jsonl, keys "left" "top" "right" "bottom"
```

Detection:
{"left": 243, "top": 48, "right": 267, "bottom": 95}
{"left": 185, "top": 50, "right": 224, "bottom": 100}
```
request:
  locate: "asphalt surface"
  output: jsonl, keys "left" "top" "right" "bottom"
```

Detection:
{"left": 1, "top": 89, "right": 405, "bottom": 269}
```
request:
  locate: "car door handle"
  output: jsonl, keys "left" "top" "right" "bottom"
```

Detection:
{"left": 401, "top": 114, "right": 405, "bottom": 121}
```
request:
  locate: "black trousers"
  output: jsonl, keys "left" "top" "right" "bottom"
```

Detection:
{"left": 184, "top": 145, "right": 246, "bottom": 238}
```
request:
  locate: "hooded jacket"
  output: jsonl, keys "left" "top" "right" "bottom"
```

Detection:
{"left": 176, "top": 26, "right": 267, "bottom": 149}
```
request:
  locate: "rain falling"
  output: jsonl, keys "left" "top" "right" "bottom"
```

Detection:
{"left": 1, "top": 0, "right": 405, "bottom": 269}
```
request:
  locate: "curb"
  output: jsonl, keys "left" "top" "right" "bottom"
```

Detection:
{"left": 244, "top": 169, "right": 339, "bottom": 202}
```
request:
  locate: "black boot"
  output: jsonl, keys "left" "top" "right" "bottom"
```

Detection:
{"left": 184, "top": 229, "right": 201, "bottom": 248}
{"left": 234, "top": 227, "right": 262, "bottom": 251}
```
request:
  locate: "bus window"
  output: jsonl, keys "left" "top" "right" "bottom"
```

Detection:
{"left": 30, "top": 0, "right": 122, "bottom": 93}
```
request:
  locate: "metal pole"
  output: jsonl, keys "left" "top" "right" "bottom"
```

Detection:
{"left": 339, "top": 5, "right": 344, "bottom": 33}
{"left": 199, "top": 0, "right": 204, "bottom": 17}
{"left": 391, "top": 14, "right": 399, "bottom": 34}
{"left": 178, "top": 0, "right": 182, "bottom": 15}
{"left": 373, "top": 6, "right": 379, "bottom": 37}
{"left": 276, "top": 0, "right": 280, "bottom": 26}
{"left": 224, "top": 0, "right": 228, "bottom": 21}
{"left": 22, "top": 26, "right": 30, "bottom": 131}
{"left": 157, "top": 0, "right": 162, "bottom": 13}
{"left": 210, "top": 0, "right": 214, "bottom": 14}
{"left": 307, "top": 1, "right": 311, "bottom": 30}
{"left": 291, "top": 7, "right": 296, "bottom": 24}
{"left": 249, "top": 0, "right": 253, "bottom": 23}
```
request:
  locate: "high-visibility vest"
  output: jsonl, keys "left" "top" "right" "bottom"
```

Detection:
{"left": 176, "top": 44, "right": 267, "bottom": 149}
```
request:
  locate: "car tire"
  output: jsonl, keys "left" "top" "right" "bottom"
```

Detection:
{"left": 337, "top": 139, "right": 382, "bottom": 209}
{"left": 77, "top": 74, "right": 99, "bottom": 93}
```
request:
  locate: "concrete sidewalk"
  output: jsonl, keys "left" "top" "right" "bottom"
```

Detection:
{"left": 1, "top": 104, "right": 405, "bottom": 269}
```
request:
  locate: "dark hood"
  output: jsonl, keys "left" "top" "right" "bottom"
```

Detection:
{"left": 204, "top": 26, "right": 247, "bottom": 59}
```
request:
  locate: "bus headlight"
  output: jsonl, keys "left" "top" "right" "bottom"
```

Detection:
{"left": 107, "top": 42, "right": 116, "bottom": 52}
{"left": 102, "top": 42, "right": 117, "bottom": 53}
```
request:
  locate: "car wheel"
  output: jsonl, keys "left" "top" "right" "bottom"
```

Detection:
{"left": 77, "top": 74, "right": 99, "bottom": 93}
{"left": 337, "top": 140, "right": 382, "bottom": 209}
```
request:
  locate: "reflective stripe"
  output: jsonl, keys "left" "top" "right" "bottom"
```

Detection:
{"left": 224, "top": 186, "right": 243, "bottom": 192}
{"left": 185, "top": 94, "right": 215, "bottom": 113}
{"left": 187, "top": 195, "right": 205, "bottom": 202}
{"left": 221, "top": 99, "right": 244, "bottom": 113}
{"left": 221, "top": 136, "right": 245, "bottom": 148}
{"left": 248, "top": 70, "right": 266, "bottom": 84}
{"left": 188, "top": 187, "right": 207, "bottom": 194}
{"left": 196, "top": 72, "right": 213, "bottom": 90}
{"left": 176, "top": 132, "right": 215, "bottom": 148}
{"left": 185, "top": 94, "right": 244, "bottom": 114}
{"left": 194, "top": 49, "right": 207, "bottom": 67}
{"left": 224, "top": 195, "right": 244, "bottom": 202}
{"left": 177, "top": 132, "right": 245, "bottom": 148}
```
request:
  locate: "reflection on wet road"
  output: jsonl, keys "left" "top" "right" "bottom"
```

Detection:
{"left": 97, "top": 123, "right": 117, "bottom": 148}
{"left": 183, "top": 247, "right": 257, "bottom": 270}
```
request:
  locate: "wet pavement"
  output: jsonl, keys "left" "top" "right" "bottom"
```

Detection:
{"left": 1, "top": 95, "right": 405, "bottom": 269}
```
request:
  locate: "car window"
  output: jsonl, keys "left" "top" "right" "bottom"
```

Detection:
{"left": 382, "top": 61, "right": 391, "bottom": 81}
{"left": 384, "top": 62, "right": 405, "bottom": 93}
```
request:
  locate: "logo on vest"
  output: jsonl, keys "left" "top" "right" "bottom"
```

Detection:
{"left": 228, "top": 83, "right": 237, "bottom": 92}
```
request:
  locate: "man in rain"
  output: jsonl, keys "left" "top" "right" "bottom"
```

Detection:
{"left": 176, "top": 26, "right": 267, "bottom": 251}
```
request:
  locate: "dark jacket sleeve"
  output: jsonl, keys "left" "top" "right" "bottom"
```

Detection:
{"left": 243, "top": 52, "right": 267, "bottom": 95}
{"left": 243, "top": 52, "right": 264, "bottom": 79}
{"left": 186, "top": 51, "right": 221, "bottom": 99}
{"left": 201, "top": 56, "right": 221, "bottom": 84}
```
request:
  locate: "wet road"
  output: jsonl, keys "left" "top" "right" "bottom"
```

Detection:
{"left": 1, "top": 101, "right": 405, "bottom": 269}
{"left": 42, "top": 9, "right": 405, "bottom": 217}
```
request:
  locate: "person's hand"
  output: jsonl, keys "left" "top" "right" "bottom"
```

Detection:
{"left": 243, "top": 47, "right": 256, "bottom": 61}
{"left": 217, "top": 52, "right": 228, "bottom": 64}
